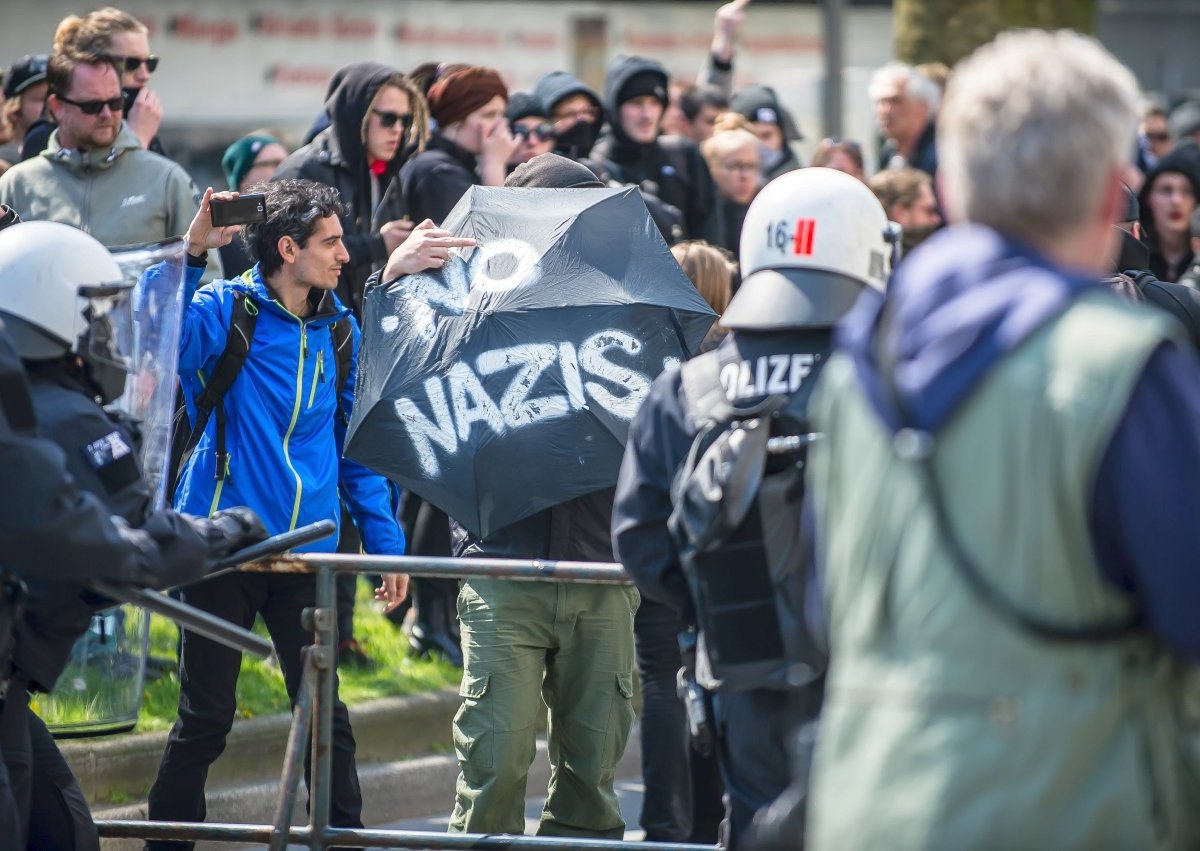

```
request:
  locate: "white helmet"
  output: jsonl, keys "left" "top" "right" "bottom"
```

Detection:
{"left": 723, "top": 167, "right": 894, "bottom": 330}
{"left": 0, "top": 221, "right": 132, "bottom": 401}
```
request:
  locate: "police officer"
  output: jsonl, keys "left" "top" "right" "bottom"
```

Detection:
{"left": 612, "top": 167, "right": 894, "bottom": 848}
{"left": 0, "top": 221, "right": 267, "bottom": 851}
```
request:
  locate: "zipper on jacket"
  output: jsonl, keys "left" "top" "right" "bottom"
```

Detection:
{"left": 278, "top": 307, "right": 308, "bottom": 532}
{"left": 308, "top": 350, "right": 324, "bottom": 409}
{"left": 208, "top": 455, "right": 229, "bottom": 517}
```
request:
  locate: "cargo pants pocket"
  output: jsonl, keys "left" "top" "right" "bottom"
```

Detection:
{"left": 453, "top": 673, "right": 493, "bottom": 788}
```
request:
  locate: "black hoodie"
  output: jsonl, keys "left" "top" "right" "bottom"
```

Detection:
{"left": 588, "top": 56, "right": 719, "bottom": 245}
{"left": 533, "top": 70, "right": 602, "bottom": 160}
{"left": 275, "top": 61, "right": 408, "bottom": 316}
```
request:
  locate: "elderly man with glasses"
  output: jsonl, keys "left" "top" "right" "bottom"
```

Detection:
{"left": 0, "top": 51, "right": 222, "bottom": 281}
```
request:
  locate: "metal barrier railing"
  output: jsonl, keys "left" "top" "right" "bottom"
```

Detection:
{"left": 94, "top": 554, "right": 711, "bottom": 851}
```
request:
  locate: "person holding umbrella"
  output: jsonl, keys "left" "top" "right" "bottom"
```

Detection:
{"left": 346, "top": 153, "right": 716, "bottom": 838}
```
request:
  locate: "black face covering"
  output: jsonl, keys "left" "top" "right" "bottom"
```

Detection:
{"left": 901, "top": 224, "right": 939, "bottom": 257}
{"left": 122, "top": 87, "right": 140, "bottom": 116}
{"left": 552, "top": 118, "right": 600, "bottom": 161}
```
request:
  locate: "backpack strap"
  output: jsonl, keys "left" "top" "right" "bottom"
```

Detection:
{"left": 182, "top": 292, "right": 258, "bottom": 482}
{"left": 330, "top": 316, "right": 354, "bottom": 426}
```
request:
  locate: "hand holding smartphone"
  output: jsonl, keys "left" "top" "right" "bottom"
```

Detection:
{"left": 209, "top": 193, "right": 267, "bottom": 227}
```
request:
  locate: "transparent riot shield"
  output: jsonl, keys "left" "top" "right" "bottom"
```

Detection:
{"left": 36, "top": 238, "right": 186, "bottom": 737}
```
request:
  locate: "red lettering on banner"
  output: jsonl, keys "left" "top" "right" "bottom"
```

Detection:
{"left": 165, "top": 15, "right": 239, "bottom": 46}
{"left": 332, "top": 14, "right": 378, "bottom": 39}
{"left": 793, "top": 220, "right": 816, "bottom": 256}
{"left": 393, "top": 23, "right": 501, "bottom": 46}
{"left": 249, "top": 13, "right": 320, "bottom": 38}
{"left": 265, "top": 64, "right": 334, "bottom": 87}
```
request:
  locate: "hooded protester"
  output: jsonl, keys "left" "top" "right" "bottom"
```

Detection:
{"left": 506, "top": 92, "right": 554, "bottom": 168}
{"left": 534, "top": 70, "right": 603, "bottom": 161}
{"left": 589, "top": 55, "right": 719, "bottom": 245}
{"left": 399, "top": 66, "right": 516, "bottom": 226}
{"left": 1138, "top": 148, "right": 1200, "bottom": 283}
{"left": 275, "top": 61, "right": 429, "bottom": 317}
{"left": 730, "top": 84, "right": 803, "bottom": 182}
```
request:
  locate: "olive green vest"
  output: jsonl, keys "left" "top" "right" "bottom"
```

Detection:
{"left": 806, "top": 293, "right": 1200, "bottom": 851}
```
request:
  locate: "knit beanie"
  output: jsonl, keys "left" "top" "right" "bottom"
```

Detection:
{"left": 505, "top": 153, "right": 604, "bottom": 189}
{"left": 222, "top": 134, "right": 282, "bottom": 191}
{"left": 428, "top": 67, "right": 508, "bottom": 128}
{"left": 506, "top": 92, "right": 546, "bottom": 124}
{"left": 617, "top": 69, "right": 668, "bottom": 108}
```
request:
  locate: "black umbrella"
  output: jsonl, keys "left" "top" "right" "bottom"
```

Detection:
{"left": 346, "top": 185, "right": 716, "bottom": 538}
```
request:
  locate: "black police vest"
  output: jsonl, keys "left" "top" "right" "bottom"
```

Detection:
{"left": 669, "top": 348, "right": 822, "bottom": 692}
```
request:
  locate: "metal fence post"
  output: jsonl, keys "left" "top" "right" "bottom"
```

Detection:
{"left": 270, "top": 646, "right": 315, "bottom": 851}
{"left": 309, "top": 564, "right": 337, "bottom": 849}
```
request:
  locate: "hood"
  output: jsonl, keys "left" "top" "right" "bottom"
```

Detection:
{"left": 325, "top": 61, "right": 403, "bottom": 176}
{"left": 44, "top": 122, "right": 141, "bottom": 173}
{"left": 602, "top": 55, "right": 668, "bottom": 148}
{"left": 838, "top": 224, "right": 1101, "bottom": 434}
{"left": 533, "top": 71, "right": 600, "bottom": 117}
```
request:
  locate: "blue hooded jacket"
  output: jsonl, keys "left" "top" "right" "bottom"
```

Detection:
{"left": 173, "top": 261, "right": 404, "bottom": 556}
{"left": 835, "top": 224, "right": 1200, "bottom": 660}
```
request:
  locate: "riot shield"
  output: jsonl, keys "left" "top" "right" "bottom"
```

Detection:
{"left": 36, "top": 239, "right": 186, "bottom": 736}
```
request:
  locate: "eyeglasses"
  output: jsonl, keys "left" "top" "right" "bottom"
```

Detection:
{"left": 512, "top": 122, "right": 554, "bottom": 142}
{"left": 55, "top": 93, "right": 124, "bottom": 115}
{"left": 106, "top": 54, "right": 159, "bottom": 74}
{"left": 718, "top": 160, "right": 759, "bottom": 174}
{"left": 372, "top": 109, "right": 413, "bottom": 132}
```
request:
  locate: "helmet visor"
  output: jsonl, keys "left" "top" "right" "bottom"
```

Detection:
{"left": 77, "top": 283, "right": 135, "bottom": 400}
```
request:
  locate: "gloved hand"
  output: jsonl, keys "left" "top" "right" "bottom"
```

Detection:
{"left": 205, "top": 506, "right": 269, "bottom": 561}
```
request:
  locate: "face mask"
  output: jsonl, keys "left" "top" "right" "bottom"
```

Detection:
{"left": 553, "top": 119, "right": 600, "bottom": 160}
{"left": 122, "top": 88, "right": 140, "bottom": 115}
{"left": 901, "top": 224, "right": 939, "bottom": 256}
{"left": 759, "top": 144, "right": 786, "bottom": 173}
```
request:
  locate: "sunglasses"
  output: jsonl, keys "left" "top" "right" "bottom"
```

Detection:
{"left": 56, "top": 93, "right": 124, "bottom": 115}
{"left": 107, "top": 54, "right": 159, "bottom": 74}
{"left": 1146, "top": 131, "right": 1171, "bottom": 143}
{"left": 513, "top": 122, "right": 554, "bottom": 142}
{"left": 372, "top": 109, "right": 413, "bottom": 132}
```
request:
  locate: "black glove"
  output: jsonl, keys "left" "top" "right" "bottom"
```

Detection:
{"left": 205, "top": 506, "right": 269, "bottom": 560}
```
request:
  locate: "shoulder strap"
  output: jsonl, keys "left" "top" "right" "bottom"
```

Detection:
{"left": 331, "top": 316, "right": 354, "bottom": 425}
{"left": 181, "top": 292, "right": 258, "bottom": 482}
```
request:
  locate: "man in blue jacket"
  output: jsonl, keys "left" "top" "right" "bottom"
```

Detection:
{"left": 145, "top": 178, "right": 409, "bottom": 849}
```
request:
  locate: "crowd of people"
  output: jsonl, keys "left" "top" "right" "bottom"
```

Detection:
{"left": 1, "top": 2, "right": 1200, "bottom": 851}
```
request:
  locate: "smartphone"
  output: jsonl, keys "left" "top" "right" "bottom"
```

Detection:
{"left": 210, "top": 194, "right": 267, "bottom": 227}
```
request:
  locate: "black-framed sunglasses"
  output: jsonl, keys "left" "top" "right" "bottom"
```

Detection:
{"left": 513, "top": 122, "right": 554, "bottom": 142}
{"left": 107, "top": 54, "right": 159, "bottom": 74}
{"left": 55, "top": 93, "right": 124, "bottom": 115}
{"left": 372, "top": 109, "right": 413, "bottom": 132}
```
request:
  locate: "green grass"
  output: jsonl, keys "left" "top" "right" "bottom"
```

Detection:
{"left": 35, "top": 581, "right": 460, "bottom": 734}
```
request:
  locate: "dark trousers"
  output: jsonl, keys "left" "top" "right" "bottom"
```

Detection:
{"left": 146, "top": 572, "right": 362, "bottom": 851}
{"left": 712, "top": 689, "right": 794, "bottom": 850}
{"left": 633, "top": 600, "right": 723, "bottom": 843}
{"left": 0, "top": 681, "right": 98, "bottom": 851}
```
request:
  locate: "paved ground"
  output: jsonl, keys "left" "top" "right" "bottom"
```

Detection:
{"left": 236, "top": 777, "right": 646, "bottom": 849}
{"left": 386, "top": 777, "right": 647, "bottom": 839}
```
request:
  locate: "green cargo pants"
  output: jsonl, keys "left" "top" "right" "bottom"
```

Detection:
{"left": 448, "top": 578, "right": 639, "bottom": 837}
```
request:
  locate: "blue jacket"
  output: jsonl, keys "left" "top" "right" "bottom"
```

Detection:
{"left": 174, "top": 261, "right": 404, "bottom": 556}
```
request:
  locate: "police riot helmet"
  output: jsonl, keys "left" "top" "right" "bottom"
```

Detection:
{"left": 0, "top": 221, "right": 133, "bottom": 403}
{"left": 723, "top": 167, "right": 893, "bottom": 330}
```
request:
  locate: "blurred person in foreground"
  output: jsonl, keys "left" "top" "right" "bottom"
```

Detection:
{"left": 870, "top": 62, "right": 939, "bottom": 176}
{"left": 806, "top": 30, "right": 1200, "bottom": 850}
{"left": 869, "top": 166, "right": 942, "bottom": 256}
{"left": 701, "top": 114, "right": 760, "bottom": 261}
{"left": 0, "top": 51, "right": 221, "bottom": 282}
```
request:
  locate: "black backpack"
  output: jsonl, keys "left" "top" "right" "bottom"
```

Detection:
{"left": 166, "top": 292, "right": 354, "bottom": 498}
{"left": 668, "top": 350, "right": 822, "bottom": 693}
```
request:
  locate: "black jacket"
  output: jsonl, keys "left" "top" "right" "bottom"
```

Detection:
{"left": 16, "top": 363, "right": 213, "bottom": 691}
{"left": 398, "top": 134, "right": 480, "bottom": 227}
{"left": 588, "top": 56, "right": 719, "bottom": 245}
{"left": 714, "top": 195, "right": 749, "bottom": 262}
{"left": 275, "top": 62, "right": 408, "bottom": 317}
{"left": 452, "top": 489, "right": 617, "bottom": 563}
